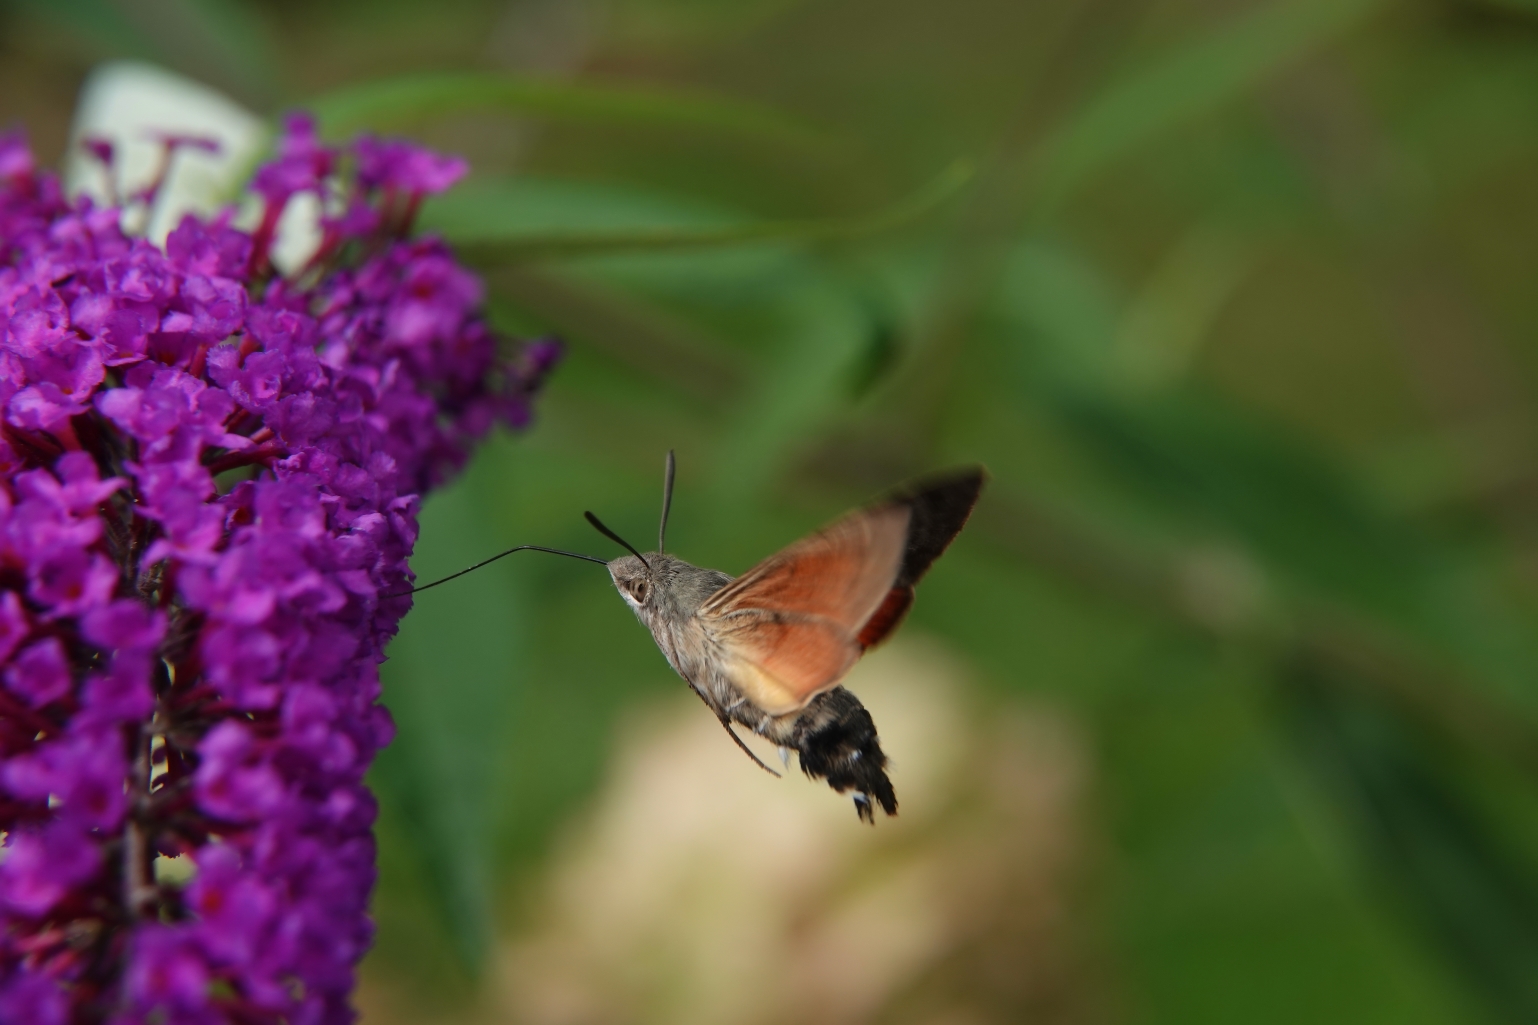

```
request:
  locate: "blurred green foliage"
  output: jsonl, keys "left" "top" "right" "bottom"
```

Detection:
{"left": 8, "top": 0, "right": 1538, "bottom": 1020}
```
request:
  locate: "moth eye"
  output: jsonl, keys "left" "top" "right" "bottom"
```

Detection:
{"left": 631, "top": 580, "right": 649, "bottom": 602}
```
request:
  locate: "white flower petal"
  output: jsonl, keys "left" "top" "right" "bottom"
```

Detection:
{"left": 65, "top": 61, "right": 268, "bottom": 242}
{"left": 270, "top": 191, "right": 325, "bottom": 276}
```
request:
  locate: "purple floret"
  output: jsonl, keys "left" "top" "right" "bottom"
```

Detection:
{"left": 0, "top": 121, "right": 559, "bottom": 1023}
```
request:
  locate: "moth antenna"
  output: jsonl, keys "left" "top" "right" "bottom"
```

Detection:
{"left": 384, "top": 545, "right": 609, "bottom": 598}
{"left": 720, "top": 719, "right": 782, "bottom": 778}
{"left": 658, "top": 449, "right": 677, "bottom": 554}
{"left": 584, "top": 511, "right": 649, "bottom": 568}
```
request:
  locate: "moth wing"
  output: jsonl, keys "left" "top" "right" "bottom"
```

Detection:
{"left": 698, "top": 504, "right": 911, "bottom": 716}
{"left": 708, "top": 613, "right": 864, "bottom": 716}
{"left": 858, "top": 467, "right": 986, "bottom": 647}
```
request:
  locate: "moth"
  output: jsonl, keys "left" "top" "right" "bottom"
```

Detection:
{"left": 401, "top": 455, "right": 985, "bottom": 822}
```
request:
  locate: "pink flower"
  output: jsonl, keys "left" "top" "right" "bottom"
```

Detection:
{"left": 0, "top": 123, "right": 560, "bottom": 1023}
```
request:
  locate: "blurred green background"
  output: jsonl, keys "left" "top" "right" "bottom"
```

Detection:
{"left": 10, "top": 0, "right": 1538, "bottom": 1021}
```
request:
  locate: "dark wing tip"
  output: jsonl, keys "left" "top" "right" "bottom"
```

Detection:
{"left": 892, "top": 465, "right": 986, "bottom": 588}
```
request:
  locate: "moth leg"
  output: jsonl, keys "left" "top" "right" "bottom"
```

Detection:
{"left": 680, "top": 679, "right": 782, "bottom": 778}
{"left": 718, "top": 718, "right": 782, "bottom": 778}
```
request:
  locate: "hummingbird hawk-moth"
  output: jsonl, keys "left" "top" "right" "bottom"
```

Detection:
{"left": 402, "top": 456, "right": 985, "bottom": 822}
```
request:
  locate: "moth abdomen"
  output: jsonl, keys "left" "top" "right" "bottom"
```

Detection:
{"left": 791, "top": 687, "right": 897, "bottom": 824}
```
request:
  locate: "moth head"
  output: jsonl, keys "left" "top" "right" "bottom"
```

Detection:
{"left": 608, "top": 555, "right": 657, "bottom": 609}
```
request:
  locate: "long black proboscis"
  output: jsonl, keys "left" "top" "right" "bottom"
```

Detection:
{"left": 584, "top": 510, "right": 649, "bottom": 568}
{"left": 658, "top": 449, "right": 676, "bottom": 553}
{"left": 384, "top": 545, "right": 609, "bottom": 598}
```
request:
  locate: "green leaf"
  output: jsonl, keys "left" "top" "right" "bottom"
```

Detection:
{"left": 456, "top": 179, "right": 893, "bottom": 499}
{"left": 432, "top": 162, "right": 973, "bottom": 264}
{"left": 373, "top": 457, "right": 527, "bottom": 971}
{"left": 1282, "top": 661, "right": 1538, "bottom": 1021}
{"left": 1031, "top": 0, "right": 1389, "bottom": 210}
{"left": 485, "top": 265, "right": 745, "bottom": 403}
{"left": 1470, "top": 0, "right": 1538, "bottom": 15}
{"left": 307, "top": 71, "right": 831, "bottom": 153}
{"left": 13, "top": 0, "right": 279, "bottom": 103}
{"left": 708, "top": 273, "right": 876, "bottom": 502}
{"left": 421, "top": 177, "right": 734, "bottom": 239}
{"left": 1061, "top": 389, "right": 1438, "bottom": 628}
{"left": 995, "top": 236, "right": 1123, "bottom": 388}
{"left": 991, "top": 235, "right": 1438, "bottom": 633}
{"left": 8, "top": 0, "right": 159, "bottom": 59}
{"left": 174, "top": 0, "right": 280, "bottom": 102}
{"left": 1109, "top": 224, "right": 1256, "bottom": 393}
{"left": 1092, "top": 647, "right": 1480, "bottom": 1025}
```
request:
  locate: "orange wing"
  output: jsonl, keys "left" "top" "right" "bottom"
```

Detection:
{"left": 698, "top": 467, "right": 985, "bottom": 717}
{"left": 699, "top": 504, "right": 910, "bottom": 715}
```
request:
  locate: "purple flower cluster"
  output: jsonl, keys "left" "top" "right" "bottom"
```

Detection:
{"left": 0, "top": 117, "right": 558, "bottom": 1023}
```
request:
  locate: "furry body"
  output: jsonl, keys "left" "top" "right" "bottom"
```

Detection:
{"left": 602, "top": 467, "right": 983, "bottom": 822}
{"left": 610, "top": 553, "right": 898, "bottom": 821}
